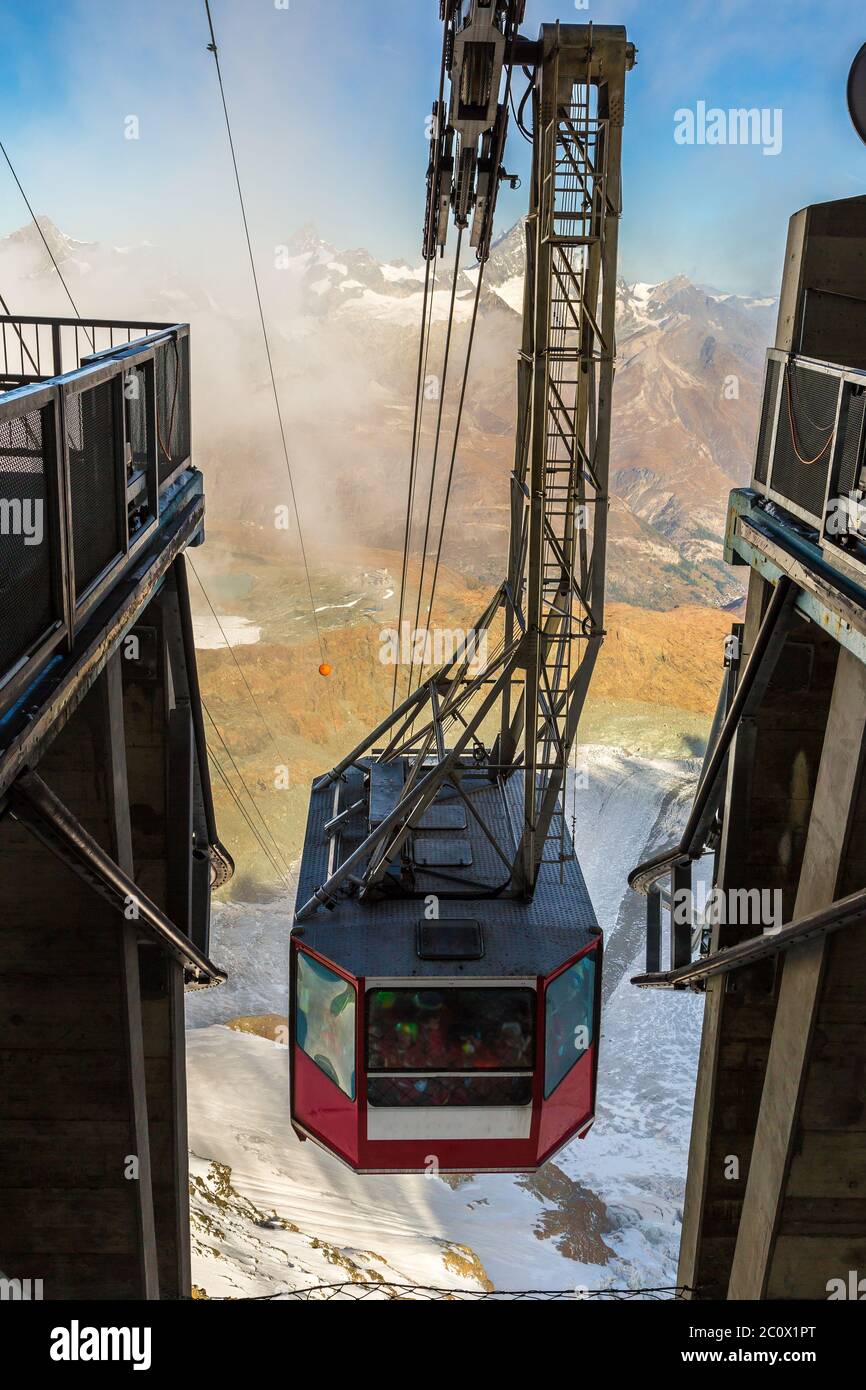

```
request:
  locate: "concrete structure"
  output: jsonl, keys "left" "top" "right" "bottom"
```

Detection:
{"left": 0, "top": 317, "right": 228, "bottom": 1298}
{"left": 631, "top": 198, "right": 866, "bottom": 1299}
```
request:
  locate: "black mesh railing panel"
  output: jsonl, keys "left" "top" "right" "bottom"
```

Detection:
{"left": 0, "top": 407, "right": 55, "bottom": 677}
{"left": 66, "top": 381, "right": 123, "bottom": 599}
{"left": 753, "top": 357, "right": 780, "bottom": 486}
{"left": 156, "top": 335, "right": 190, "bottom": 484}
{"left": 366, "top": 1074, "right": 533, "bottom": 1107}
{"left": 836, "top": 389, "right": 866, "bottom": 499}
{"left": 770, "top": 363, "right": 839, "bottom": 521}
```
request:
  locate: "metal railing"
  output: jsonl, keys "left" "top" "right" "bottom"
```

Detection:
{"left": 0, "top": 319, "right": 192, "bottom": 712}
{"left": 10, "top": 769, "right": 226, "bottom": 987}
{"left": 627, "top": 578, "right": 798, "bottom": 982}
{"left": 631, "top": 881, "right": 866, "bottom": 990}
{"left": 0, "top": 314, "right": 171, "bottom": 389}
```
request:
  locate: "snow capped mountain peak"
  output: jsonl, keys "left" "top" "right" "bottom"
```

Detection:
{"left": 381, "top": 260, "right": 425, "bottom": 284}
{"left": 1, "top": 215, "right": 94, "bottom": 264}
{"left": 284, "top": 222, "right": 334, "bottom": 258}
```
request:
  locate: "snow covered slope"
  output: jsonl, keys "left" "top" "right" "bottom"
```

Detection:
{"left": 186, "top": 748, "right": 703, "bottom": 1298}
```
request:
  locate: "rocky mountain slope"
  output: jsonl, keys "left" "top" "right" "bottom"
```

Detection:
{"left": 243, "top": 217, "right": 776, "bottom": 605}
{"left": 2, "top": 216, "right": 776, "bottom": 608}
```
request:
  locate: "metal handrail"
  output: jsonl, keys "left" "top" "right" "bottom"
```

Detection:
{"left": 0, "top": 314, "right": 171, "bottom": 327}
{"left": 173, "top": 554, "right": 235, "bottom": 888}
{"left": 631, "top": 881, "right": 866, "bottom": 989}
{"left": 80, "top": 325, "right": 180, "bottom": 366}
{"left": 9, "top": 769, "right": 226, "bottom": 987}
{"left": 0, "top": 314, "right": 172, "bottom": 387}
{"left": 0, "top": 322, "right": 187, "bottom": 417}
{"left": 628, "top": 576, "right": 796, "bottom": 894}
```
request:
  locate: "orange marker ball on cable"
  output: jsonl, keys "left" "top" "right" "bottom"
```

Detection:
{"left": 318, "top": 662, "right": 332, "bottom": 677}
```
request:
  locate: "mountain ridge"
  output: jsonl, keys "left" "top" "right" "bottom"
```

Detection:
{"left": 0, "top": 215, "right": 777, "bottom": 608}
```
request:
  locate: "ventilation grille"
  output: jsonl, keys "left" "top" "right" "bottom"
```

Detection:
{"left": 156, "top": 335, "right": 190, "bottom": 484}
{"left": 769, "top": 363, "right": 839, "bottom": 522}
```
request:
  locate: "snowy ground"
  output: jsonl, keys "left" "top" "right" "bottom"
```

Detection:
{"left": 193, "top": 614, "right": 261, "bottom": 649}
{"left": 185, "top": 746, "right": 704, "bottom": 1298}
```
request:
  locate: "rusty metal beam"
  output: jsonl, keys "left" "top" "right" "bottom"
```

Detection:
{"left": 8, "top": 768, "right": 225, "bottom": 986}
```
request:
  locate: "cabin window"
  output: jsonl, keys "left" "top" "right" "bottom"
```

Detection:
{"left": 295, "top": 952, "right": 356, "bottom": 1099}
{"left": 544, "top": 954, "right": 596, "bottom": 1099}
{"left": 366, "top": 987, "right": 534, "bottom": 1073}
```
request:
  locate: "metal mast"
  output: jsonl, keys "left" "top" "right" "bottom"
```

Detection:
{"left": 508, "top": 25, "right": 631, "bottom": 891}
{"left": 296, "top": 23, "right": 634, "bottom": 922}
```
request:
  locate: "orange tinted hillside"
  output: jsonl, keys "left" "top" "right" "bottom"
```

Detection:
{"left": 594, "top": 603, "right": 738, "bottom": 716}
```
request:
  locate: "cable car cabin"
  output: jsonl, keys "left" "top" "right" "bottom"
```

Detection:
{"left": 290, "top": 759, "right": 602, "bottom": 1174}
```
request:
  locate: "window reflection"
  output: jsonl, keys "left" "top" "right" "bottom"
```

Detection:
{"left": 544, "top": 955, "right": 596, "bottom": 1099}
{"left": 367, "top": 988, "right": 534, "bottom": 1073}
{"left": 295, "top": 952, "right": 356, "bottom": 1099}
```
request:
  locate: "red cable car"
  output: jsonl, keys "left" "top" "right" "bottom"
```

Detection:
{"left": 289, "top": 14, "right": 631, "bottom": 1174}
{"left": 290, "top": 761, "right": 602, "bottom": 1174}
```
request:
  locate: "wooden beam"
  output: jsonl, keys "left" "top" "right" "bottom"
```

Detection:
{"left": 677, "top": 568, "right": 768, "bottom": 1297}
{"left": 728, "top": 644, "right": 866, "bottom": 1298}
{"left": 166, "top": 705, "right": 194, "bottom": 939}
{"left": 170, "top": 959, "right": 192, "bottom": 1298}
{"left": 123, "top": 605, "right": 193, "bottom": 1299}
{"left": 100, "top": 653, "right": 160, "bottom": 1300}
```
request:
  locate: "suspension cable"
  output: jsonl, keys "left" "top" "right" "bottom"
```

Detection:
{"left": 207, "top": 741, "right": 291, "bottom": 888}
{"left": 202, "top": 0, "right": 336, "bottom": 731}
{"left": 409, "top": 24, "right": 521, "bottom": 696}
{"left": 405, "top": 225, "right": 464, "bottom": 697}
{"left": 391, "top": 252, "right": 437, "bottom": 711}
{"left": 187, "top": 556, "right": 287, "bottom": 772}
{"left": 0, "top": 138, "right": 94, "bottom": 349}
{"left": 418, "top": 254, "right": 487, "bottom": 671}
{"left": 202, "top": 700, "right": 291, "bottom": 872}
{"left": 0, "top": 288, "right": 41, "bottom": 378}
{"left": 202, "top": 701, "right": 292, "bottom": 885}
{"left": 391, "top": 20, "right": 450, "bottom": 713}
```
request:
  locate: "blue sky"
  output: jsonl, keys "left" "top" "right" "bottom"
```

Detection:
{"left": 0, "top": 0, "right": 864, "bottom": 294}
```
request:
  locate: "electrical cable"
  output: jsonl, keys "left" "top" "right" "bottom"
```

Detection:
{"left": 204, "top": 695, "right": 294, "bottom": 878}
{"left": 391, "top": 252, "right": 437, "bottom": 712}
{"left": 0, "top": 138, "right": 94, "bottom": 348}
{"left": 405, "top": 225, "right": 464, "bottom": 697}
{"left": 202, "top": 0, "right": 336, "bottom": 731}
{"left": 207, "top": 740, "right": 291, "bottom": 888}
{"left": 391, "top": 19, "right": 450, "bottom": 712}
{"left": 418, "top": 252, "right": 486, "bottom": 669}
{"left": 187, "top": 556, "right": 288, "bottom": 774}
